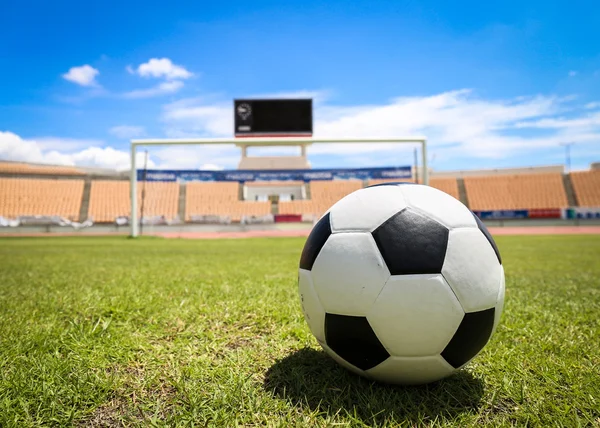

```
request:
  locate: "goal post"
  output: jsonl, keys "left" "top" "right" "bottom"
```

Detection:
{"left": 129, "top": 136, "right": 428, "bottom": 237}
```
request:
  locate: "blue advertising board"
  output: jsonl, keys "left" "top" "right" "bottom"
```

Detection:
{"left": 564, "top": 207, "right": 600, "bottom": 219}
{"left": 474, "top": 210, "right": 529, "bottom": 220}
{"left": 138, "top": 166, "right": 412, "bottom": 182}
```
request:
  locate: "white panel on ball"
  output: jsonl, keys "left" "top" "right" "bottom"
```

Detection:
{"left": 311, "top": 232, "right": 390, "bottom": 315}
{"left": 491, "top": 266, "right": 506, "bottom": 336}
{"left": 442, "top": 228, "right": 503, "bottom": 313}
{"left": 367, "top": 274, "right": 464, "bottom": 357}
{"left": 400, "top": 184, "right": 477, "bottom": 229}
{"left": 298, "top": 268, "right": 326, "bottom": 343}
{"left": 328, "top": 185, "right": 407, "bottom": 232}
{"left": 366, "top": 355, "right": 455, "bottom": 385}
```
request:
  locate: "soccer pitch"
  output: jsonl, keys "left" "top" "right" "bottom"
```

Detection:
{"left": 0, "top": 235, "right": 599, "bottom": 427}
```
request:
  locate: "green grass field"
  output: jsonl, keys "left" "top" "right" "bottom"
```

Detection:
{"left": 0, "top": 235, "right": 599, "bottom": 427}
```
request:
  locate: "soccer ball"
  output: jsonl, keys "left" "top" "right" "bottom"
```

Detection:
{"left": 298, "top": 182, "right": 505, "bottom": 385}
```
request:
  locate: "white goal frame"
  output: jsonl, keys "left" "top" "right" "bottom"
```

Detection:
{"left": 129, "top": 136, "right": 428, "bottom": 237}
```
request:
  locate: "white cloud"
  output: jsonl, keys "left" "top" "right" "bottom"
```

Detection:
{"left": 585, "top": 102, "right": 600, "bottom": 110}
{"left": 109, "top": 125, "right": 146, "bottom": 139}
{"left": 134, "top": 58, "right": 193, "bottom": 80}
{"left": 162, "top": 102, "right": 231, "bottom": 137}
{"left": 0, "top": 131, "right": 231, "bottom": 171}
{"left": 70, "top": 146, "right": 155, "bottom": 170}
{"left": 0, "top": 131, "right": 52, "bottom": 164}
{"left": 123, "top": 81, "right": 184, "bottom": 99}
{"left": 33, "top": 137, "right": 103, "bottom": 151}
{"left": 568, "top": 70, "right": 578, "bottom": 77}
{"left": 62, "top": 65, "right": 100, "bottom": 87}
{"left": 148, "top": 145, "right": 238, "bottom": 170}
{"left": 0, "top": 131, "right": 154, "bottom": 170}
{"left": 200, "top": 163, "right": 224, "bottom": 170}
{"left": 121, "top": 58, "right": 193, "bottom": 99}
{"left": 514, "top": 112, "right": 600, "bottom": 130}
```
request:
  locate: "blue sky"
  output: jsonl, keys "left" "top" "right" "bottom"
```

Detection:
{"left": 1, "top": 0, "right": 599, "bottom": 171}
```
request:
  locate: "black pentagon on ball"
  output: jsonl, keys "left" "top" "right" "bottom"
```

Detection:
{"left": 372, "top": 207, "right": 449, "bottom": 275}
{"left": 325, "top": 313, "right": 390, "bottom": 371}
{"left": 299, "top": 213, "right": 331, "bottom": 270}
{"left": 441, "top": 307, "right": 495, "bottom": 369}
{"left": 472, "top": 213, "right": 502, "bottom": 264}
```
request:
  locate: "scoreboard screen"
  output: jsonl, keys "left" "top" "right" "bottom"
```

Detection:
{"left": 234, "top": 99, "right": 313, "bottom": 137}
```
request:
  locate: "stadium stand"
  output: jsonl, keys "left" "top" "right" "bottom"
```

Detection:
{"left": 244, "top": 180, "right": 305, "bottom": 203}
{"left": 464, "top": 173, "right": 568, "bottom": 211}
{"left": 3, "top": 157, "right": 599, "bottom": 226}
{"left": 429, "top": 178, "right": 460, "bottom": 200}
{"left": 88, "top": 180, "right": 179, "bottom": 223}
{"left": 0, "top": 177, "right": 84, "bottom": 220}
{"left": 570, "top": 170, "right": 600, "bottom": 207}
{"left": 366, "top": 177, "right": 460, "bottom": 200}
{"left": 0, "top": 161, "right": 84, "bottom": 176}
{"left": 279, "top": 180, "right": 363, "bottom": 217}
{"left": 185, "top": 182, "right": 271, "bottom": 222}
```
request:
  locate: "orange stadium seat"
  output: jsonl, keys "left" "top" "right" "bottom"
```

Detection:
{"left": 0, "top": 178, "right": 84, "bottom": 220}
{"left": 185, "top": 182, "right": 271, "bottom": 222}
{"left": 464, "top": 173, "right": 568, "bottom": 211}
{"left": 429, "top": 178, "right": 460, "bottom": 200}
{"left": 87, "top": 180, "right": 179, "bottom": 223}
{"left": 570, "top": 171, "right": 600, "bottom": 207}
{"left": 366, "top": 177, "right": 459, "bottom": 200}
{"left": 279, "top": 180, "right": 363, "bottom": 217}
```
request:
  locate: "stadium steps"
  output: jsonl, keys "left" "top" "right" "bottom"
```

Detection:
{"left": 178, "top": 183, "right": 186, "bottom": 221}
{"left": 563, "top": 174, "right": 578, "bottom": 206}
{"left": 457, "top": 178, "right": 470, "bottom": 207}
{"left": 79, "top": 179, "right": 92, "bottom": 222}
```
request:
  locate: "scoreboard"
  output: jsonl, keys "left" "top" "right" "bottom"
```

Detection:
{"left": 234, "top": 99, "right": 313, "bottom": 137}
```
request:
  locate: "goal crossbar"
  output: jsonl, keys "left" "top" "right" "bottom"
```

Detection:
{"left": 129, "top": 136, "right": 428, "bottom": 237}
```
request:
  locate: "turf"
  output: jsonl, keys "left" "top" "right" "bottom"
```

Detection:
{"left": 0, "top": 235, "right": 599, "bottom": 427}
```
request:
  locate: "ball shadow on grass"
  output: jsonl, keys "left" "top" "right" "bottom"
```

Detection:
{"left": 264, "top": 348, "right": 485, "bottom": 425}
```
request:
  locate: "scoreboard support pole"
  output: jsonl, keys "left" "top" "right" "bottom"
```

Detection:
{"left": 129, "top": 136, "right": 428, "bottom": 238}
